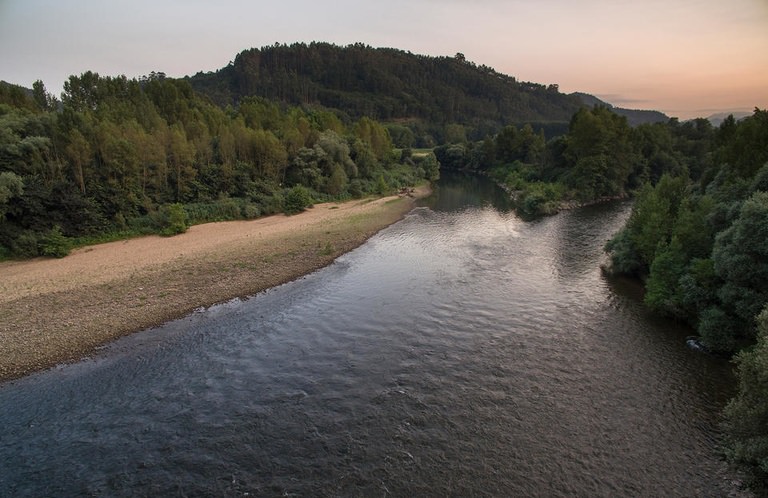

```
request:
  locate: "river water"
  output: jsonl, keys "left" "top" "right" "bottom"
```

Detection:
{"left": 0, "top": 172, "right": 739, "bottom": 496}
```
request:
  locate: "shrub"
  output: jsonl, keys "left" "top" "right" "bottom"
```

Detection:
{"left": 11, "top": 230, "right": 40, "bottom": 258}
{"left": 284, "top": 186, "right": 313, "bottom": 215}
{"left": 242, "top": 203, "right": 260, "bottom": 219}
{"left": 158, "top": 203, "right": 188, "bottom": 236}
{"left": 40, "top": 225, "right": 72, "bottom": 258}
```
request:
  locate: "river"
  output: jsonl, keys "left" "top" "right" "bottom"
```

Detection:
{"left": 0, "top": 172, "right": 740, "bottom": 496}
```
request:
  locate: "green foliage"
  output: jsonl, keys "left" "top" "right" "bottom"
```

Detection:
{"left": 644, "top": 237, "right": 687, "bottom": 315}
{"left": 495, "top": 124, "right": 545, "bottom": 165}
{"left": 189, "top": 42, "right": 583, "bottom": 142}
{"left": 625, "top": 175, "right": 687, "bottom": 267}
{"left": 604, "top": 228, "right": 643, "bottom": 276}
{"left": 0, "top": 70, "right": 432, "bottom": 257}
{"left": 0, "top": 171, "right": 23, "bottom": 219}
{"left": 284, "top": 185, "right": 313, "bottom": 215}
{"left": 418, "top": 153, "right": 440, "bottom": 182}
{"left": 158, "top": 203, "right": 188, "bottom": 236}
{"left": 375, "top": 175, "right": 389, "bottom": 195}
{"left": 698, "top": 306, "right": 740, "bottom": 353}
{"left": 518, "top": 182, "right": 566, "bottom": 216}
{"left": 605, "top": 110, "right": 768, "bottom": 359}
{"left": 183, "top": 197, "right": 262, "bottom": 224}
{"left": 723, "top": 306, "right": 768, "bottom": 492}
{"left": 711, "top": 192, "right": 768, "bottom": 336}
{"left": 10, "top": 230, "right": 42, "bottom": 258}
{"left": 40, "top": 225, "right": 72, "bottom": 258}
{"left": 562, "top": 106, "right": 634, "bottom": 200}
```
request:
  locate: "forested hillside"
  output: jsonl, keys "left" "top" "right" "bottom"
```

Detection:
{"left": 0, "top": 76, "right": 437, "bottom": 258}
{"left": 188, "top": 42, "right": 584, "bottom": 143}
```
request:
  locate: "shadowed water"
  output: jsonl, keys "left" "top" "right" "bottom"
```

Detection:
{"left": 0, "top": 173, "right": 737, "bottom": 496}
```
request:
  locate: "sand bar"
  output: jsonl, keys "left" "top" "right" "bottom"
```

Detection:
{"left": 0, "top": 189, "right": 427, "bottom": 382}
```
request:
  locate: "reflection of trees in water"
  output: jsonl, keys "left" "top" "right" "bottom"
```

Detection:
{"left": 420, "top": 170, "right": 512, "bottom": 213}
{"left": 551, "top": 201, "right": 632, "bottom": 281}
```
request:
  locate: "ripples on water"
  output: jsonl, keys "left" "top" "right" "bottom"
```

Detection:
{"left": 0, "top": 175, "right": 738, "bottom": 496}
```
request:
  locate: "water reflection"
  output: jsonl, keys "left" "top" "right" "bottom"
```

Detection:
{"left": 0, "top": 172, "right": 739, "bottom": 497}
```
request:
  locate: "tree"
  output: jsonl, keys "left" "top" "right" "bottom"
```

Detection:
{"left": 0, "top": 171, "right": 23, "bottom": 220}
{"left": 32, "top": 80, "right": 57, "bottom": 112}
{"left": 724, "top": 305, "right": 768, "bottom": 492}
{"left": 563, "top": 106, "right": 633, "bottom": 200}
{"left": 353, "top": 117, "right": 392, "bottom": 161}
{"left": 63, "top": 128, "right": 91, "bottom": 194}
{"left": 644, "top": 236, "right": 687, "bottom": 315}
{"left": 420, "top": 152, "right": 440, "bottom": 182}
{"left": 624, "top": 174, "right": 687, "bottom": 267}
{"left": 711, "top": 191, "right": 768, "bottom": 341}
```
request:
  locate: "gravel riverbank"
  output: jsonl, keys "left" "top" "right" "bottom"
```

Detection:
{"left": 0, "top": 190, "right": 427, "bottom": 382}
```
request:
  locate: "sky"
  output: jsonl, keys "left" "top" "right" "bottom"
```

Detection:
{"left": 1, "top": 0, "right": 766, "bottom": 119}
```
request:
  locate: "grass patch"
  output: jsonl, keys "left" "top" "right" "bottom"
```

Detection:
{"left": 319, "top": 241, "right": 335, "bottom": 256}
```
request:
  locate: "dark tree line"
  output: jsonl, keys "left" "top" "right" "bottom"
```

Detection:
{"left": 0, "top": 76, "right": 437, "bottom": 258}
{"left": 188, "top": 42, "right": 584, "bottom": 145}
{"left": 432, "top": 106, "right": 727, "bottom": 216}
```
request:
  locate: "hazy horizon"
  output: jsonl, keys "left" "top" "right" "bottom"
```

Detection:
{"left": 1, "top": 0, "right": 766, "bottom": 120}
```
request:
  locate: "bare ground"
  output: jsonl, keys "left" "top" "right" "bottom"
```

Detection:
{"left": 0, "top": 190, "right": 427, "bottom": 382}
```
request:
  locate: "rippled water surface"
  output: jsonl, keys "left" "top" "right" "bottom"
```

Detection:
{"left": 0, "top": 173, "right": 737, "bottom": 496}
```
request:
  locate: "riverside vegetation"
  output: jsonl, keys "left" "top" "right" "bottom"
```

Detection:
{"left": 1, "top": 42, "right": 766, "bottom": 492}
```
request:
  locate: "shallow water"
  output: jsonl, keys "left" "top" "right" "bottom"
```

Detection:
{"left": 0, "top": 173, "right": 737, "bottom": 496}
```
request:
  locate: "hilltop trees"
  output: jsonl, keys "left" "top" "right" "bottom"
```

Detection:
{"left": 188, "top": 42, "right": 584, "bottom": 144}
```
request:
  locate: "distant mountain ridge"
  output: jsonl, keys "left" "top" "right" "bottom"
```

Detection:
{"left": 570, "top": 92, "right": 668, "bottom": 126}
{"left": 704, "top": 111, "right": 752, "bottom": 127}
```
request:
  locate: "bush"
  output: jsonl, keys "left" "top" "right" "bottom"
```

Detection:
{"left": 349, "top": 179, "right": 364, "bottom": 199}
{"left": 375, "top": 175, "right": 389, "bottom": 195}
{"left": 40, "top": 225, "right": 72, "bottom": 258}
{"left": 698, "top": 306, "right": 739, "bottom": 353}
{"left": 157, "top": 203, "right": 188, "bottom": 236}
{"left": 11, "top": 230, "right": 40, "bottom": 258}
{"left": 284, "top": 186, "right": 313, "bottom": 215}
{"left": 242, "top": 203, "right": 260, "bottom": 219}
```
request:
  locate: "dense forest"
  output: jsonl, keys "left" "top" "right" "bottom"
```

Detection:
{"left": 433, "top": 105, "right": 700, "bottom": 215}
{"left": 1, "top": 42, "right": 767, "bottom": 492}
{"left": 187, "top": 42, "right": 586, "bottom": 143}
{"left": 0, "top": 75, "right": 438, "bottom": 258}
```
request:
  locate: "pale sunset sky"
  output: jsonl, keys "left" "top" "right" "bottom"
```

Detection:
{"left": 1, "top": 0, "right": 766, "bottom": 119}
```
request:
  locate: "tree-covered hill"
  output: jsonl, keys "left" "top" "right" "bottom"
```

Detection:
{"left": 187, "top": 42, "right": 585, "bottom": 143}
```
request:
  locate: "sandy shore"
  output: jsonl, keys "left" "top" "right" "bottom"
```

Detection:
{"left": 0, "top": 189, "right": 428, "bottom": 382}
